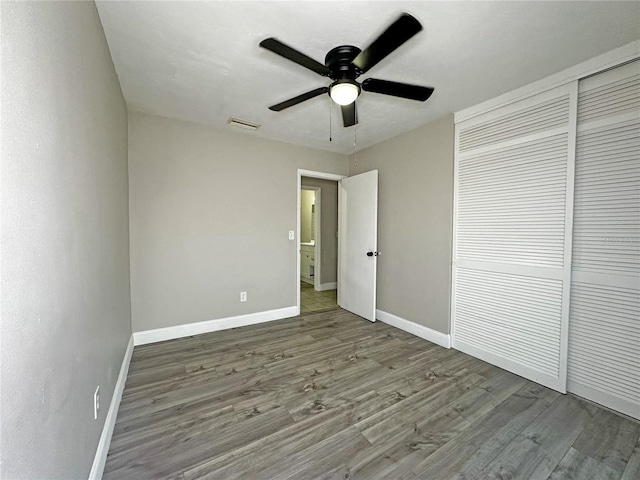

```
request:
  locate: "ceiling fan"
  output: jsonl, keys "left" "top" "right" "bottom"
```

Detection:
{"left": 259, "top": 13, "right": 434, "bottom": 128}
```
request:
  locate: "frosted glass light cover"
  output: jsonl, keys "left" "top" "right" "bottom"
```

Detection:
{"left": 330, "top": 83, "right": 359, "bottom": 105}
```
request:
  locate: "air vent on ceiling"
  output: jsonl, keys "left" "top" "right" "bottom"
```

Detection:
{"left": 226, "top": 117, "right": 261, "bottom": 131}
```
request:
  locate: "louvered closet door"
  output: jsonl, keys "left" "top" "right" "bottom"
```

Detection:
{"left": 453, "top": 84, "right": 577, "bottom": 392}
{"left": 568, "top": 60, "right": 640, "bottom": 419}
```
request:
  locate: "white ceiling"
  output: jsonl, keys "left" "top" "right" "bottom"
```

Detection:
{"left": 96, "top": 1, "right": 640, "bottom": 154}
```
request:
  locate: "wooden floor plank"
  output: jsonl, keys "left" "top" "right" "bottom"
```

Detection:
{"left": 571, "top": 408, "right": 640, "bottom": 476}
{"left": 182, "top": 410, "right": 350, "bottom": 479}
{"left": 475, "top": 394, "right": 598, "bottom": 480}
{"left": 104, "top": 308, "right": 640, "bottom": 479}
{"left": 356, "top": 369, "right": 485, "bottom": 444}
{"left": 270, "top": 426, "right": 372, "bottom": 480}
{"left": 106, "top": 406, "right": 295, "bottom": 479}
{"left": 104, "top": 404, "right": 239, "bottom": 473}
{"left": 413, "top": 382, "right": 559, "bottom": 479}
{"left": 621, "top": 434, "right": 640, "bottom": 480}
{"left": 550, "top": 447, "right": 621, "bottom": 480}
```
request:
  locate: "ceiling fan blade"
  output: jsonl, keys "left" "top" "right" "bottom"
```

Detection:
{"left": 362, "top": 78, "right": 434, "bottom": 101}
{"left": 260, "top": 38, "right": 331, "bottom": 77}
{"left": 268, "top": 87, "right": 329, "bottom": 111}
{"left": 341, "top": 102, "right": 357, "bottom": 127}
{"left": 352, "top": 13, "right": 422, "bottom": 74}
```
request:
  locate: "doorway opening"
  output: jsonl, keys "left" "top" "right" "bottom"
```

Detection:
{"left": 297, "top": 169, "right": 345, "bottom": 314}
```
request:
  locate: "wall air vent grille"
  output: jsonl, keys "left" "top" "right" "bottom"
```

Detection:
{"left": 226, "top": 117, "right": 261, "bottom": 131}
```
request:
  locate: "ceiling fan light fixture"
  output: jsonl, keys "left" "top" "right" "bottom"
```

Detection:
{"left": 261, "top": 13, "right": 431, "bottom": 127}
{"left": 330, "top": 81, "right": 360, "bottom": 106}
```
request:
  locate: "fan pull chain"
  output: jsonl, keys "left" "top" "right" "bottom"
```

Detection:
{"left": 353, "top": 119, "right": 358, "bottom": 166}
{"left": 354, "top": 120, "right": 357, "bottom": 152}
{"left": 329, "top": 98, "right": 333, "bottom": 142}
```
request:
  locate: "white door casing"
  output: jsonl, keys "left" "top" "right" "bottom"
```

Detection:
{"left": 297, "top": 170, "right": 346, "bottom": 315}
{"left": 338, "top": 170, "right": 379, "bottom": 322}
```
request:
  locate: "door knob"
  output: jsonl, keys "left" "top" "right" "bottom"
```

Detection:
{"left": 366, "top": 251, "right": 380, "bottom": 257}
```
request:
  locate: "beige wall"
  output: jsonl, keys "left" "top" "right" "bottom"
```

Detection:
{"left": 300, "top": 189, "right": 315, "bottom": 243}
{"left": 128, "top": 111, "right": 347, "bottom": 332}
{"left": 1, "top": 2, "right": 132, "bottom": 478}
{"left": 301, "top": 177, "right": 339, "bottom": 285}
{"left": 349, "top": 115, "right": 455, "bottom": 334}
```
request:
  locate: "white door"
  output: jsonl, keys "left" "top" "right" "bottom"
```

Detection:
{"left": 338, "top": 170, "right": 378, "bottom": 321}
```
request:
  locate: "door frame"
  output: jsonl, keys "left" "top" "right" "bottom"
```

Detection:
{"left": 297, "top": 169, "right": 346, "bottom": 315}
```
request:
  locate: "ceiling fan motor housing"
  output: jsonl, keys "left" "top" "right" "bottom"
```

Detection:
{"left": 325, "top": 45, "right": 362, "bottom": 80}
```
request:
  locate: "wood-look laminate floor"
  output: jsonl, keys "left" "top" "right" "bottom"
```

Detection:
{"left": 105, "top": 308, "right": 640, "bottom": 480}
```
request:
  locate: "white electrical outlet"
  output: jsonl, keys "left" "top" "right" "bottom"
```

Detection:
{"left": 240, "top": 291, "right": 247, "bottom": 302}
{"left": 94, "top": 386, "right": 100, "bottom": 420}
{"left": 289, "top": 230, "right": 295, "bottom": 240}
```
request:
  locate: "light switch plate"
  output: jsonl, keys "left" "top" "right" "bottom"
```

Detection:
{"left": 289, "top": 231, "right": 295, "bottom": 240}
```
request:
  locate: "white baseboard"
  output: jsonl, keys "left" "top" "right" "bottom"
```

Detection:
{"left": 567, "top": 380, "right": 639, "bottom": 420}
{"left": 376, "top": 309, "right": 451, "bottom": 349}
{"left": 89, "top": 335, "right": 134, "bottom": 480}
{"left": 133, "top": 306, "right": 298, "bottom": 346}
{"left": 318, "top": 282, "right": 337, "bottom": 291}
{"left": 452, "top": 338, "right": 565, "bottom": 393}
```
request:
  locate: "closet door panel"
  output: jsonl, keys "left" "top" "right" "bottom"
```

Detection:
{"left": 454, "top": 268, "right": 563, "bottom": 382}
{"left": 568, "top": 60, "right": 640, "bottom": 419}
{"left": 457, "top": 134, "right": 569, "bottom": 267}
{"left": 452, "top": 84, "right": 576, "bottom": 392}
